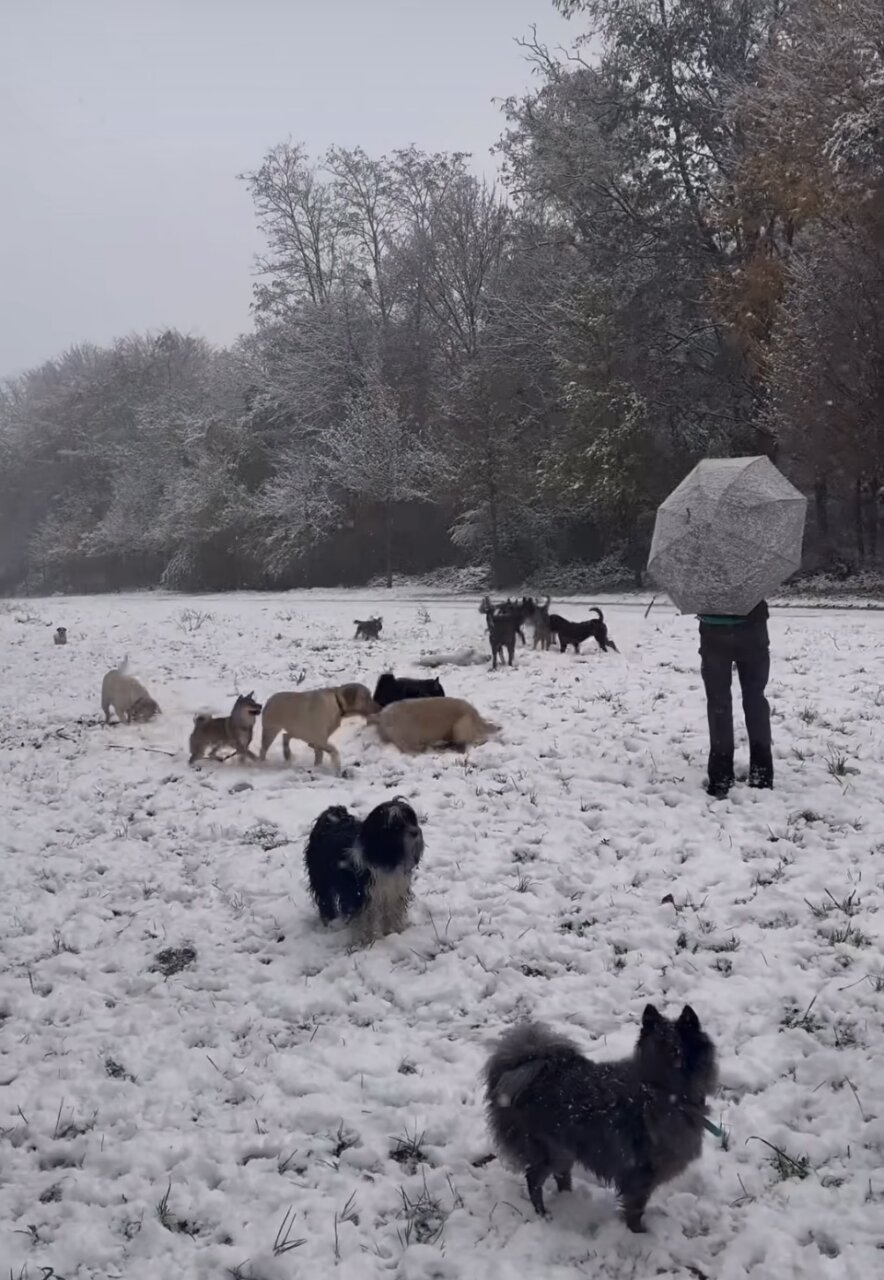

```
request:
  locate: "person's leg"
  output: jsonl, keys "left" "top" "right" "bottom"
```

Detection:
{"left": 700, "top": 637, "right": 735, "bottom": 796}
{"left": 737, "top": 644, "right": 773, "bottom": 788}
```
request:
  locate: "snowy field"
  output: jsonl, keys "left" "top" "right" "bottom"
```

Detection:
{"left": 1, "top": 591, "right": 883, "bottom": 1280}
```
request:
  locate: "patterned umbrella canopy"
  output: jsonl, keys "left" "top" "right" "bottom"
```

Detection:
{"left": 647, "top": 457, "right": 807, "bottom": 615}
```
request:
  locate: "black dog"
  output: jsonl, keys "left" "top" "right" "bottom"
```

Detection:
{"left": 484, "top": 1005, "right": 717, "bottom": 1233}
{"left": 373, "top": 673, "right": 445, "bottom": 708}
{"left": 354, "top": 617, "right": 383, "bottom": 640}
{"left": 479, "top": 596, "right": 523, "bottom": 670}
{"left": 548, "top": 607, "right": 619, "bottom": 654}
{"left": 304, "top": 797, "right": 424, "bottom": 942}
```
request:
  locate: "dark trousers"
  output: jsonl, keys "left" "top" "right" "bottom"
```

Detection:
{"left": 699, "top": 622, "right": 772, "bottom": 791}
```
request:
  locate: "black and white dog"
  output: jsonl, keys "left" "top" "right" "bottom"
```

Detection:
{"left": 304, "top": 797, "right": 424, "bottom": 942}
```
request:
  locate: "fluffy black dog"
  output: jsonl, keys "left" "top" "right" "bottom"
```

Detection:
{"left": 548, "top": 607, "right": 619, "bottom": 654}
{"left": 484, "top": 1005, "right": 717, "bottom": 1232}
{"left": 304, "top": 797, "right": 424, "bottom": 942}
{"left": 372, "top": 673, "right": 445, "bottom": 708}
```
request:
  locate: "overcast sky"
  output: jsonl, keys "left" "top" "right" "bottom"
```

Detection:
{"left": 1, "top": 0, "right": 577, "bottom": 377}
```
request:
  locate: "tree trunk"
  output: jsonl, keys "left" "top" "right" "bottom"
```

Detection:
{"left": 854, "top": 475, "right": 866, "bottom": 563}
{"left": 868, "top": 475, "right": 879, "bottom": 562}
{"left": 814, "top": 473, "right": 829, "bottom": 545}
{"left": 384, "top": 505, "right": 393, "bottom": 589}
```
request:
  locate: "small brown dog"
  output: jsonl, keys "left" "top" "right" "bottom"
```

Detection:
{"left": 53, "top": 626, "right": 67, "bottom": 646}
{"left": 373, "top": 696, "right": 499, "bottom": 753}
{"left": 189, "top": 692, "right": 263, "bottom": 765}
{"left": 101, "top": 660, "right": 161, "bottom": 724}
{"left": 259, "top": 682, "right": 377, "bottom": 775}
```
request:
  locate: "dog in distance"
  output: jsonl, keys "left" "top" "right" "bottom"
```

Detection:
{"left": 548, "top": 607, "right": 619, "bottom": 654}
{"left": 372, "top": 672, "right": 445, "bottom": 708}
{"left": 101, "top": 659, "right": 161, "bottom": 724}
{"left": 355, "top": 617, "right": 383, "bottom": 640}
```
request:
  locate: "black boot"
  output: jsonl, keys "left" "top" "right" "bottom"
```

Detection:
{"left": 748, "top": 747, "right": 773, "bottom": 790}
{"left": 706, "top": 751, "right": 734, "bottom": 799}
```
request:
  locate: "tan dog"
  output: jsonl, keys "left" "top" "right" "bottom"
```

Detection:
{"left": 373, "top": 696, "right": 499, "bottom": 753}
{"left": 259, "top": 682, "right": 377, "bottom": 775}
{"left": 101, "top": 659, "right": 161, "bottom": 724}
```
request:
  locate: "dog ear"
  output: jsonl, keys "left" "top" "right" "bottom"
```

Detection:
{"left": 677, "top": 1006, "right": 701, "bottom": 1035}
{"left": 642, "top": 1004, "right": 663, "bottom": 1032}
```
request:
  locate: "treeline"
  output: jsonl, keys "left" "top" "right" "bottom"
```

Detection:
{"left": 1, "top": 0, "right": 882, "bottom": 596}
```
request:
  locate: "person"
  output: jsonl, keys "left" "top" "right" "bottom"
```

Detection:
{"left": 698, "top": 599, "right": 772, "bottom": 799}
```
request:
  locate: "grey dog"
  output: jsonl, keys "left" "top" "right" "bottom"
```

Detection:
{"left": 484, "top": 1005, "right": 718, "bottom": 1232}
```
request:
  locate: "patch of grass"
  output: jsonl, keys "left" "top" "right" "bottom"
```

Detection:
{"left": 749, "top": 1136, "right": 811, "bottom": 1182}
{"left": 333, "top": 1191, "right": 359, "bottom": 1261}
{"left": 806, "top": 888, "right": 862, "bottom": 920}
{"left": 104, "top": 1057, "right": 135, "bottom": 1082}
{"left": 156, "top": 1180, "right": 199, "bottom": 1236}
{"left": 798, "top": 705, "right": 818, "bottom": 724}
{"left": 825, "top": 747, "right": 853, "bottom": 779}
{"left": 513, "top": 871, "right": 533, "bottom": 893}
{"left": 390, "top": 1126, "right": 428, "bottom": 1172}
{"left": 273, "top": 1205, "right": 305, "bottom": 1256}
{"left": 176, "top": 607, "right": 213, "bottom": 633}
{"left": 242, "top": 821, "right": 288, "bottom": 851}
{"left": 559, "top": 916, "right": 597, "bottom": 938}
{"left": 753, "top": 856, "right": 792, "bottom": 887}
{"left": 705, "top": 935, "right": 740, "bottom": 953}
{"left": 398, "top": 1059, "right": 418, "bottom": 1075}
{"left": 331, "top": 1121, "right": 360, "bottom": 1160}
{"left": 398, "top": 1173, "right": 447, "bottom": 1246}
{"left": 51, "top": 930, "right": 78, "bottom": 956}
{"left": 152, "top": 944, "right": 197, "bottom": 977}
{"left": 781, "top": 995, "right": 823, "bottom": 1035}
{"left": 825, "top": 920, "right": 870, "bottom": 948}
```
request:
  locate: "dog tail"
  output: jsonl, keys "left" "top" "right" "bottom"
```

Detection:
{"left": 117, "top": 654, "right": 129, "bottom": 674}
{"left": 192, "top": 712, "right": 212, "bottom": 726}
{"left": 485, "top": 1021, "right": 583, "bottom": 1109}
{"left": 480, "top": 717, "right": 501, "bottom": 736}
{"left": 591, "top": 607, "right": 604, "bottom": 621}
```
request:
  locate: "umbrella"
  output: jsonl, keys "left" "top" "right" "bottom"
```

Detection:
{"left": 647, "top": 456, "right": 807, "bottom": 616}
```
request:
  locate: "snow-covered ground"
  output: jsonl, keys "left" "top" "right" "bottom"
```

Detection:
{"left": 1, "top": 592, "right": 883, "bottom": 1280}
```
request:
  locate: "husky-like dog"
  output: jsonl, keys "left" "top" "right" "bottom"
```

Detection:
{"left": 484, "top": 1005, "right": 717, "bottom": 1233}
{"left": 259, "top": 682, "right": 377, "bottom": 775}
{"left": 53, "top": 626, "right": 67, "bottom": 646}
{"left": 372, "top": 673, "right": 445, "bottom": 708}
{"left": 373, "top": 696, "right": 499, "bottom": 752}
{"left": 101, "top": 659, "right": 161, "bottom": 724}
{"left": 548, "top": 607, "right": 619, "bottom": 654}
{"left": 355, "top": 617, "right": 383, "bottom": 641}
{"left": 527, "top": 596, "right": 552, "bottom": 650}
{"left": 304, "top": 797, "right": 425, "bottom": 942}
{"left": 188, "top": 692, "right": 262, "bottom": 764}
